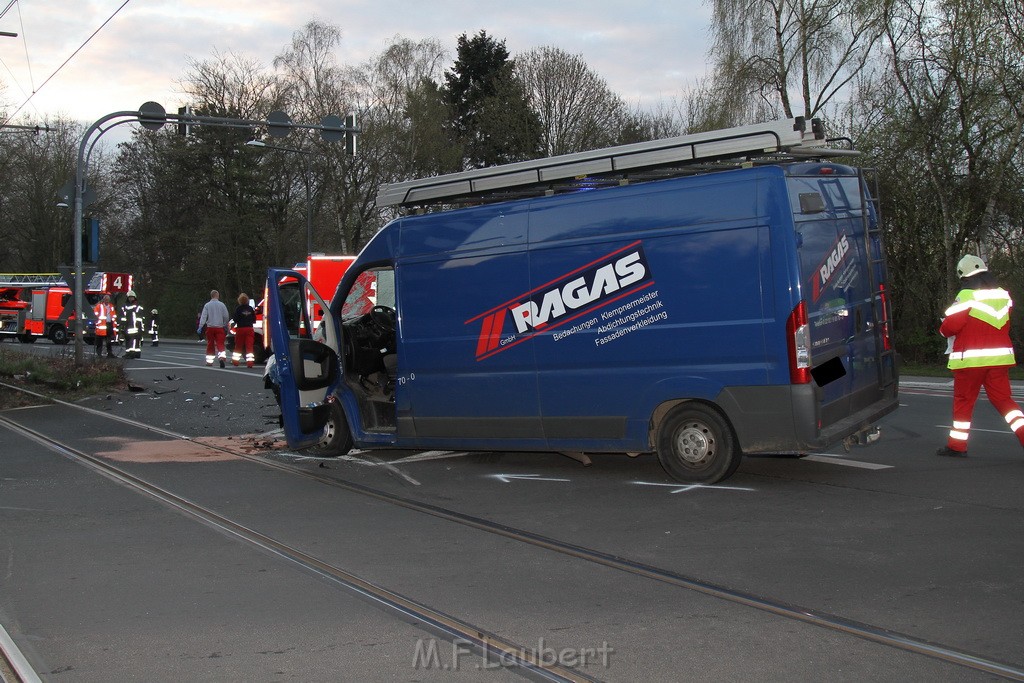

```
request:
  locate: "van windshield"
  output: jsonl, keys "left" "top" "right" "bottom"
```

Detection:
{"left": 341, "top": 267, "right": 395, "bottom": 320}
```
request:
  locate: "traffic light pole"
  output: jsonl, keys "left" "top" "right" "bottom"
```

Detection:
{"left": 70, "top": 104, "right": 359, "bottom": 365}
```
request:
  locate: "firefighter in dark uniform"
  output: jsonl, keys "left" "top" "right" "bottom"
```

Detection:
{"left": 120, "top": 290, "right": 146, "bottom": 359}
{"left": 148, "top": 308, "right": 159, "bottom": 346}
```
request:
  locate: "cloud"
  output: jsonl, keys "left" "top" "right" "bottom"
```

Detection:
{"left": 0, "top": 0, "right": 711, "bottom": 124}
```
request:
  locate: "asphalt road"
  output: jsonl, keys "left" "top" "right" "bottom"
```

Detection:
{"left": 2, "top": 337, "right": 1023, "bottom": 681}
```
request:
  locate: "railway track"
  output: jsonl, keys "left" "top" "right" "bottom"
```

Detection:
{"left": 2, "top": 383, "right": 1023, "bottom": 681}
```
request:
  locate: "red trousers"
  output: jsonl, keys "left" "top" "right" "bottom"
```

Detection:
{"left": 947, "top": 366, "right": 1024, "bottom": 452}
{"left": 204, "top": 326, "right": 227, "bottom": 363}
{"left": 233, "top": 327, "right": 255, "bottom": 367}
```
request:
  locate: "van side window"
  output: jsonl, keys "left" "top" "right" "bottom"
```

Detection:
{"left": 819, "top": 178, "right": 863, "bottom": 213}
{"left": 278, "top": 281, "right": 306, "bottom": 338}
{"left": 342, "top": 267, "right": 395, "bottom": 318}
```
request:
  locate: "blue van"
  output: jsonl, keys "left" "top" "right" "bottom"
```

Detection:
{"left": 265, "top": 118, "right": 898, "bottom": 483}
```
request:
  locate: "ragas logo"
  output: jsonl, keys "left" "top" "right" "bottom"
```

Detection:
{"left": 811, "top": 233, "right": 850, "bottom": 302}
{"left": 467, "top": 241, "right": 654, "bottom": 360}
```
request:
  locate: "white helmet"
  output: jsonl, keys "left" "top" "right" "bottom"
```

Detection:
{"left": 956, "top": 255, "right": 987, "bottom": 278}
{"left": 126, "top": 290, "right": 137, "bottom": 298}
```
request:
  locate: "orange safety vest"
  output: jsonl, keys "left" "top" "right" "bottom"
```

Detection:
{"left": 93, "top": 303, "right": 115, "bottom": 335}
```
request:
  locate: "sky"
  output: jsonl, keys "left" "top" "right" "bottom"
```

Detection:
{"left": 0, "top": 0, "right": 713, "bottom": 127}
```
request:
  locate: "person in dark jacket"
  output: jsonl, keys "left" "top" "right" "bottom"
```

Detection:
{"left": 937, "top": 254, "right": 1024, "bottom": 457}
{"left": 232, "top": 293, "right": 257, "bottom": 368}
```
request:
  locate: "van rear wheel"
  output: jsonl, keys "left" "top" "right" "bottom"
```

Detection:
{"left": 656, "top": 403, "right": 741, "bottom": 484}
{"left": 312, "top": 400, "right": 353, "bottom": 457}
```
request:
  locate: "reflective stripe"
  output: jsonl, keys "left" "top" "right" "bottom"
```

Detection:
{"left": 948, "top": 345, "right": 1016, "bottom": 369}
{"left": 945, "top": 288, "right": 1013, "bottom": 328}
{"left": 1011, "top": 419, "right": 1024, "bottom": 433}
{"left": 949, "top": 347, "right": 1015, "bottom": 360}
{"left": 949, "top": 430, "right": 970, "bottom": 441}
{"left": 1005, "top": 411, "right": 1024, "bottom": 423}
{"left": 953, "top": 420, "right": 972, "bottom": 430}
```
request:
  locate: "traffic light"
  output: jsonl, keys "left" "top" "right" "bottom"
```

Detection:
{"left": 177, "top": 106, "right": 191, "bottom": 136}
{"left": 345, "top": 113, "right": 357, "bottom": 156}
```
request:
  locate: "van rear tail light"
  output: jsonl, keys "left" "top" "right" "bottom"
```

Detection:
{"left": 787, "top": 301, "right": 811, "bottom": 384}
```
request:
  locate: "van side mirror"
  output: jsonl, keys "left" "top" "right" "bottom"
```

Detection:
{"left": 290, "top": 338, "right": 337, "bottom": 390}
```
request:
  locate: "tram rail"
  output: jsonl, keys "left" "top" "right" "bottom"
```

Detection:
{"left": 1, "top": 381, "right": 1023, "bottom": 680}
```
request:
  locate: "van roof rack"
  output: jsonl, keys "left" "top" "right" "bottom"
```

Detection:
{"left": 376, "top": 117, "right": 858, "bottom": 209}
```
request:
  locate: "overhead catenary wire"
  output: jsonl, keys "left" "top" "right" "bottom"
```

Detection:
{"left": 0, "top": 1, "right": 17, "bottom": 21}
{"left": 1, "top": 0, "right": 133, "bottom": 126}
{"left": 17, "top": 0, "right": 33, "bottom": 94}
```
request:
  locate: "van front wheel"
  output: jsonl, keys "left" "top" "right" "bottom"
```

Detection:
{"left": 313, "top": 400, "right": 353, "bottom": 457}
{"left": 656, "top": 404, "right": 741, "bottom": 484}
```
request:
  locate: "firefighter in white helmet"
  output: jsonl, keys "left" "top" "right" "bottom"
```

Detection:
{"left": 148, "top": 308, "right": 159, "bottom": 346}
{"left": 937, "top": 254, "right": 1024, "bottom": 456}
{"left": 120, "top": 290, "right": 145, "bottom": 359}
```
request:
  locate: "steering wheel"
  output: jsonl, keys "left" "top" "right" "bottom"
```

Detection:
{"left": 370, "top": 305, "right": 396, "bottom": 332}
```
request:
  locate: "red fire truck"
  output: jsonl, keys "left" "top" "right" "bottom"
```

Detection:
{"left": 0, "top": 272, "right": 134, "bottom": 344}
{"left": 227, "top": 255, "right": 355, "bottom": 363}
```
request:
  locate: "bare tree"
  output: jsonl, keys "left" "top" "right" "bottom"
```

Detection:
{"left": 0, "top": 118, "right": 81, "bottom": 271}
{"left": 879, "top": 0, "right": 1024, "bottom": 294}
{"left": 344, "top": 35, "right": 456, "bottom": 235}
{"left": 514, "top": 46, "right": 632, "bottom": 155}
{"left": 708, "top": 0, "right": 884, "bottom": 121}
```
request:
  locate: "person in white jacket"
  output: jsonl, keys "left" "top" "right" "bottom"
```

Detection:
{"left": 198, "top": 289, "right": 231, "bottom": 367}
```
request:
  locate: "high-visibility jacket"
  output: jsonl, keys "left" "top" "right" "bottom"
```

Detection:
{"left": 93, "top": 302, "right": 116, "bottom": 336}
{"left": 120, "top": 303, "right": 145, "bottom": 335}
{"left": 940, "top": 287, "right": 1016, "bottom": 369}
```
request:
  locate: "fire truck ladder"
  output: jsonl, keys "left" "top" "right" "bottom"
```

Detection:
{"left": 0, "top": 272, "right": 108, "bottom": 291}
{"left": 0, "top": 274, "right": 66, "bottom": 287}
{"left": 858, "top": 169, "right": 898, "bottom": 390}
{"left": 377, "top": 117, "right": 858, "bottom": 209}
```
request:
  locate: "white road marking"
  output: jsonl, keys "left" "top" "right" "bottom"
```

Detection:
{"left": 490, "top": 473, "right": 571, "bottom": 483}
{"left": 803, "top": 454, "right": 893, "bottom": 470}
{"left": 390, "top": 450, "right": 470, "bottom": 463}
{"left": 632, "top": 481, "right": 755, "bottom": 493}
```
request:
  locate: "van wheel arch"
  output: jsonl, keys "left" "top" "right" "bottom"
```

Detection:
{"left": 652, "top": 400, "right": 742, "bottom": 484}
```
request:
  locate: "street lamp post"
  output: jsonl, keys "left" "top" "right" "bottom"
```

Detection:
{"left": 246, "top": 140, "right": 314, "bottom": 255}
{"left": 64, "top": 105, "right": 357, "bottom": 365}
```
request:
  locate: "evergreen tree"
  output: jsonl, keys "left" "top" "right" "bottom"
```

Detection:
{"left": 442, "top": 31, "right": 541, "bottom": 167}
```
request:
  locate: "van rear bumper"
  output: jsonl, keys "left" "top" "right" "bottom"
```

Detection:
{"left": 717, "top": 382, "right": 899, "bottom": 454}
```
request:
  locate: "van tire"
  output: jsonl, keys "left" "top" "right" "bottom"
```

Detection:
{"left": 313, "top": 400, "right": 353, "bottom": 456}
{"left": 656, "top": 403, "right": 741, "bottom": 484}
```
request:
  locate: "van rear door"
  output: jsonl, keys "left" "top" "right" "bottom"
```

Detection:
{"left": 788, "top": 166, "right": 892, "bottom": 426}
{"left": 266, "top": 268, "right": 340, "bottom": 448}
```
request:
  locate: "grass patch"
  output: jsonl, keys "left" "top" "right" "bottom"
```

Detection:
{"left": 0, "top": 346, "right": 129, "bottom": 409}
